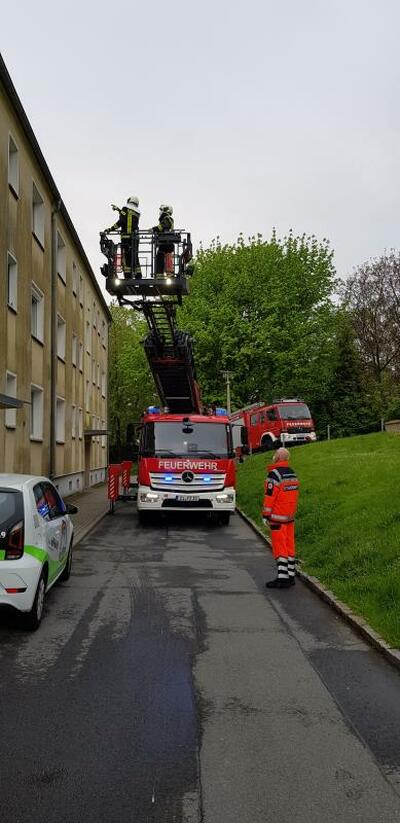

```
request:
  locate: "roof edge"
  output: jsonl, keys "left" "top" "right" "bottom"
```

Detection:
{"left": 0, "top": 52, "right": 111, "bottom": 322}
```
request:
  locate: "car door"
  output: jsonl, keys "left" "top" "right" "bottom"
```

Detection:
{"left": 40, "top": 482, "right": 69, "bottom": 583}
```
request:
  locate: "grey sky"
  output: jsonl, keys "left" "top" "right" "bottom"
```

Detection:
{"left": 2, "top": 0, "right": 400, "bottom": 292}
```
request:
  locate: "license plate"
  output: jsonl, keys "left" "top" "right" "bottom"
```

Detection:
{"left": 176, "top": 495, "right": 199, "bottom": 502}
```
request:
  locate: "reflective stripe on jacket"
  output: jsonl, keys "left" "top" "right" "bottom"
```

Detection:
{"left": 107, "top": 207, "right": 139, "bottom": 236}
{"left": 261, "top": 460, "right": 299, "bottom": 522}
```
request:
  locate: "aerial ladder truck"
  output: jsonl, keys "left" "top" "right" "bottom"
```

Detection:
{"left": 100, "top": 221, "right": 241, "bottom": 525}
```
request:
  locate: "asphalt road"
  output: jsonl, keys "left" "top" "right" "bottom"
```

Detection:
{"left": 2, "top": 505, "right": 400, "bottom": 823}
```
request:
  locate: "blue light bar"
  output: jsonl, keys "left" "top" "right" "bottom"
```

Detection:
{"left": 215, "top": 407, "right": 227, "bottom": 416}
{"left": 147, "top": 406, "right": 160, "bottom": 414}
{"left": 164, "top": 475, "right": 174, "bottom": 482}
{"left": 203, "top": 476, "right": 211, "bottom": 483}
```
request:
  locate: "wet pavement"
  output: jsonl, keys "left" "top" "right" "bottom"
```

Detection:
{"left": 1, "top": 505, "right": 400, "bottom": 822}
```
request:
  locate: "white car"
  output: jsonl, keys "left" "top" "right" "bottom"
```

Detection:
{"left": 0, "top": 474, "right": 78, "bottom": 630}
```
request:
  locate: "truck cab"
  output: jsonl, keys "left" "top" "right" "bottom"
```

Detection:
{"left": 137, "top": 409, "right": 236, "bottom": 524}
{"left": 230, "top": 398, "right": 316, "bottom": 453}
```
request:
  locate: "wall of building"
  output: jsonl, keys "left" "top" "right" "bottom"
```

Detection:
{"left": 0, "top": 76, "right": 109, "bottom": 493}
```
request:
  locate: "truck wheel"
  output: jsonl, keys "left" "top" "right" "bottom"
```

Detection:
{"left": 219, "top": 512, "right": 231, "bottom": 526}
{"left": 138, "top": 510, "right": 152, "bottom": 526}
{"left": 25, "top": 571, "right": 46, "bottom": 631}
{"left": 261, "top": 437, "right": 274, "bottom": 452}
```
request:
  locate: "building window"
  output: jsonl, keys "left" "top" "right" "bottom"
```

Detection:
{"left": 79, "top": 341, "right": 83, "bottom": 372}
{"left": 71, "top": 405, "right": 76, "bottom": 438}
{"left": 86, "top": 320, "right": 91, "bottom": 353}
{"left": 72, "top": 262, "right": 78, "bottom": 295}
{"left": 101, "top": 419, "right": 106, "bottom": 448}
{"left": 78, "top": 407, "right": 83, "bottom": 439}
{"left": 101, "top": 371, "right": 106, "bottom": 398}
{"left": 101, "top": 319, "right": 106, "bottom": 346}
{"left": 72, "top": 334, "right": 77, "bottom": 366}
{"left": 8, "top": 135, "right": 19, "bottom": 195}
{"left": 57, "top": 315, "right": 66, "bottom": 360}
{"left": 30, "top": 385, "right": 44, "bottom": 440}
{"left": 57, "top": 232, "right": 66, "bottom": 283}
{"left": 31, "top": 283, "right": 44, "bottom": 342}
{"left": 79, "top": 275, "right": 84, "bottom": 306}
{"left": 97, "top": 363, "right": 100, "bottom": 388}
{"left": 56, "top": 397, "right": 65, "bottom": 443}
{"left": 92, "top": 358, "right": 96, "bottom": 385}
{"left": 93, "top": 302, "right": 97, "bottom": 329}
{"left": 5, "top": 372, "right": 17, "bottom": 428}
{"left": 86, "top": 380, "right": 90, "bottom": 411}
{"left": 7, "top": 252, "right": 18, "bottom": 311}
{"left": 32, "top": 182, "right": 45, "bottom": 246}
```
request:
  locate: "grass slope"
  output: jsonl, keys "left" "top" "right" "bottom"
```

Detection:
{"left": 237, "top": 433, "right": 400, "bottom": 647}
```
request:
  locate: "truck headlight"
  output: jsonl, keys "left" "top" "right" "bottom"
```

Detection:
{"left": 216, "top": 493, "right": 234, "bottom": 503}
{"left": 139, "top": 492, "right": 159, "bottom": 502}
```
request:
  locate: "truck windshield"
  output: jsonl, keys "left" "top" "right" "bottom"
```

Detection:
{"left": 143, "top": 422, "right": 231, "bottom": 457}
{"left": 278, "top": 404, "right": 311, "bottom": 420}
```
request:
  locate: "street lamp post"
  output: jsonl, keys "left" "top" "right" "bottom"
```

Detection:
{"left": 222, "top": 371, "right": 232, "bottom": 415}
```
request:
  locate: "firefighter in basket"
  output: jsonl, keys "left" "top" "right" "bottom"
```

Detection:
{"left": 153, "top": 204, "right": 175, "bottom": 277}
{"left": 101, "top": 196, "right": 142, "bottom": 278}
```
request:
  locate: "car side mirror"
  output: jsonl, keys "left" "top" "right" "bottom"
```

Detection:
{"left": 66, "top": 503, "right": 79, "bottom": 515}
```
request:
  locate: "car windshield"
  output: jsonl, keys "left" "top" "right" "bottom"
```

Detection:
{"left": 278, "top": 404, "right": 311, "bottom": 420}
{"left": 144, "top": 422, "right": 231, "bottom": 457}
{"left": 0, "top": 489, "right": 24, "bottom": 532}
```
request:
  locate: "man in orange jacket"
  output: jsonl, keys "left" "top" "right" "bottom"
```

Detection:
{"left": 261, "top": 447, "right": 299, "bottom": 589}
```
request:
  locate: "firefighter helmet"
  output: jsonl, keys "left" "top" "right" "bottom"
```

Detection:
{"left": 126, "top": 196, "right": 140, "bottom": 215}
{"left": 160, "top": 203, "right": 173, "bottom": 215}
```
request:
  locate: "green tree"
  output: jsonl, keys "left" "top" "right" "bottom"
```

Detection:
{"left": 178, "top": 231, "right": 339, "bottom": 416}
{"left": 108, "top": 304, "right": 154, "bottom": 452}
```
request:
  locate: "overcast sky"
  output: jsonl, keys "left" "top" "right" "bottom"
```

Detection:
{"left": 2, "top": 0, "right": 400, "bottom": 293}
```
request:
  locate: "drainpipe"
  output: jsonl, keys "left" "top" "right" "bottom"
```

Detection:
{"left": 50, "top": 199, "right": 62, "bottom": 479}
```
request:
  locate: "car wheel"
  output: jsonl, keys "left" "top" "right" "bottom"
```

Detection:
{"left": 60, "top": 541, "right": 73, "bottom": 581}
{"left": 218, "top": 512, "right": 231, "bottom": 526}
{"left": 25, "top": 571, "right": 46, "bottom": 631}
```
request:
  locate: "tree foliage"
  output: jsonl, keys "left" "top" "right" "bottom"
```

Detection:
{"left": 178, "top": 231, "right": 339, "bottom": 416}
{"left": 108, "top": 304, "right": 154, "bottom": 450}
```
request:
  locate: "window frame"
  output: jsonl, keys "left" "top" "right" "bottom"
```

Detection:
{"left": 7, "top": 251, "right": 18, "bottom": 312}
{"left": 30, "top": 384, "right": 44, "bottom": 441}
{"left": 32, "top": 181, "right": 45, "bottom": 248}
{"left": 31, "top": 283, "right": 44, "bottom": 343}
{"left": 5, "top": 372, "right": 17, "bottom": 429}
{"left": 57, "top": 314, "right": 66, "bottom": 361}
{"left": 56, "top": 396, "right": 65, "bottom": 444}
{"left": 56, "top": 231, "right": 67, "bottom": 284}
{"left": 8, "top": 133, "right": 19, "bottom": 196}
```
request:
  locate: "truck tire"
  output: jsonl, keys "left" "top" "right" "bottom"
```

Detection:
{"left": 138, "top": 510, "right": 153, "bottom": 526}
{"left": 261, "top": 436, "right": 274, "bottom": 452}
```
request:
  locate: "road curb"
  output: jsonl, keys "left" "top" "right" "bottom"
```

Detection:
{"left": 236, "top": 506, "right": 400, "bottom": 672}
{"left": 74, "top": 508, "right": 109, "bottom": 547}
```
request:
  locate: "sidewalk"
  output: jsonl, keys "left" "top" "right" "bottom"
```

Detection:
{"left": 66, "top": 483, "right": 109, "bottom": 546}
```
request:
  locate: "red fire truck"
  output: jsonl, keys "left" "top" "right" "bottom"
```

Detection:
{"left": 230, "top": 399, "right": 316, "bottom": 454}
{"left": 136, "top": 410, "right": 236, "bottom": 524}
{"left": 101, "top": 226, "right": 242, "bottom": 525}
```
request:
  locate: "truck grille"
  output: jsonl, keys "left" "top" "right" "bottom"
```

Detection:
{"left": 284, "top": 426, "right": 312, "bottom": 434}
{"left": 149, "top": 472, "right": 225, "bottom": 492}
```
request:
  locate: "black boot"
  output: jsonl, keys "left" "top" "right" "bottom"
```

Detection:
{"left": 266, "top": 578, "right": 291, "bottom": 589}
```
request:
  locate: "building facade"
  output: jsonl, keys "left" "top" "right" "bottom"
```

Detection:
{"left": 0, "top": 55, "right": 111, "bottom": 496}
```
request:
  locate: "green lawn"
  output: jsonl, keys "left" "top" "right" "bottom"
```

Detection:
{"left": 237, "top": 433, "right": 400, "bottom": 647}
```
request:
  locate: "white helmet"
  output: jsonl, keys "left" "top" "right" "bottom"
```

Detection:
{"left": 126, "top": 195, "right": 140, "bottom": 215}
{"left": 160, "top": 203, "right": 173, "bottom": 215}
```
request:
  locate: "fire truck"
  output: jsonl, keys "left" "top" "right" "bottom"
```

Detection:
{"left": 230, "top": 399, "right": 316, "bottom": 454}
{"left": 100, "top": 223, "right": 242, "bottom": 525}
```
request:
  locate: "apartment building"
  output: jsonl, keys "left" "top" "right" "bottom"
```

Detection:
{"left": 0, "top": 54, "right": 111, "bottom": 495}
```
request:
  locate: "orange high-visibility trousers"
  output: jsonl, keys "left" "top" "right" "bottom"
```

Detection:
{"left": 270, "top": 522, "right": 295, "bottom": 559}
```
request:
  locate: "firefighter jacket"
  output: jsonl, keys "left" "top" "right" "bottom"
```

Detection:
{"left": 262, "top": 460, "right": 299, "bottom": 523}
{"left": 154, "top": 213, "right": 174, "bottom": 233}
{"left": 107, "top": 207, "right": 139, "bottom": 238}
